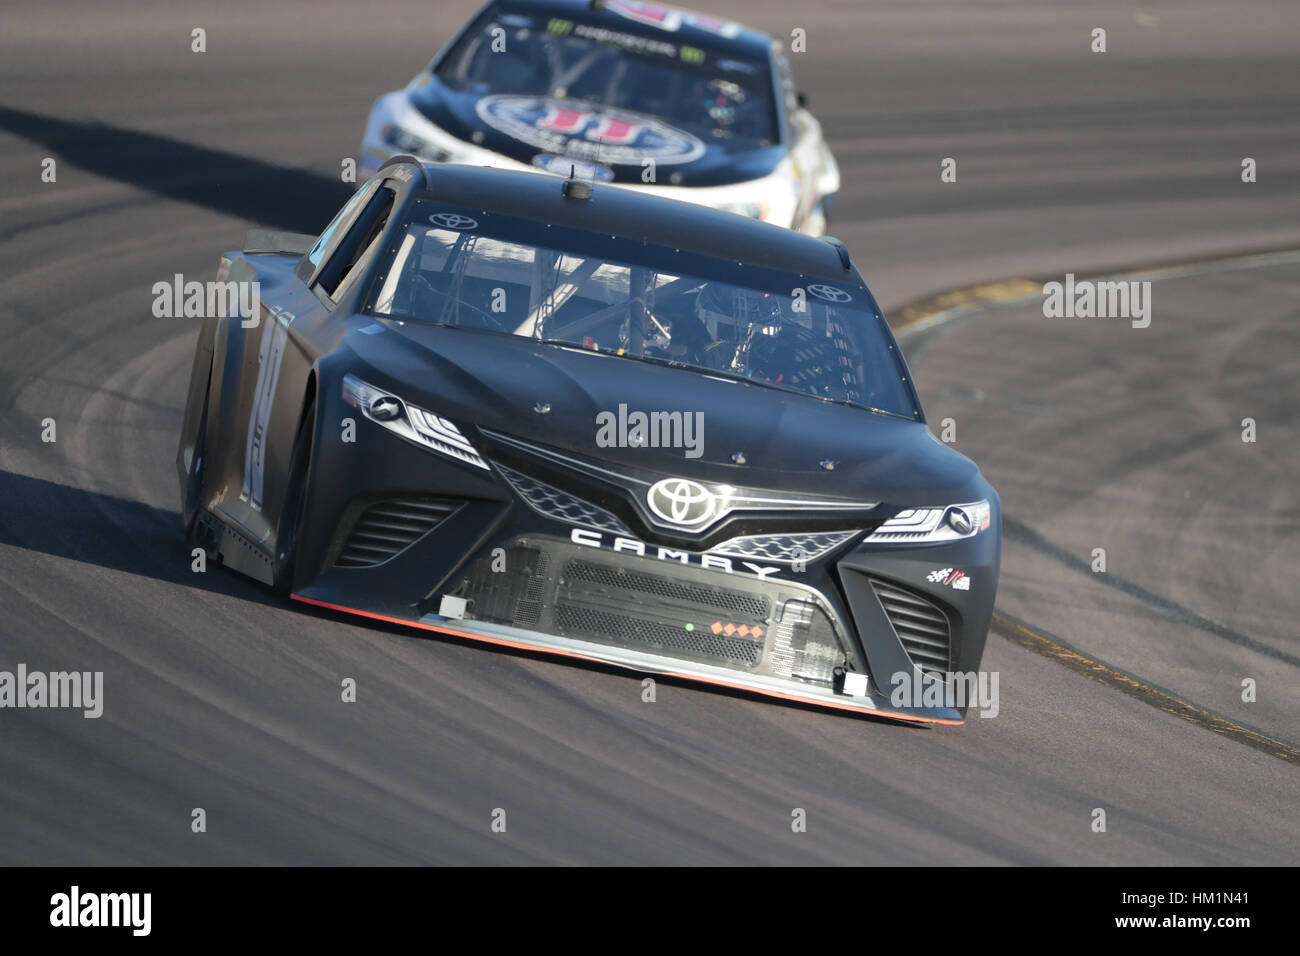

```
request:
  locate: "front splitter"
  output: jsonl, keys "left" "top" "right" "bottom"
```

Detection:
{"left": 290, "top": 592, "right": 964, "bottom": 726}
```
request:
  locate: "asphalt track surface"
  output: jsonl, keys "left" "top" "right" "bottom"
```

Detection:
{"left": 0, "top": 1, "right": 1297, "bottom": 864}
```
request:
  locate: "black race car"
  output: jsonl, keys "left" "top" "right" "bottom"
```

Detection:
{"left": 177, "top": 158, "right": 1000, "bottom": 724}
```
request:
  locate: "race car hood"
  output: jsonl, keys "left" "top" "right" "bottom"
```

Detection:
{"left": 350, "top": 320, "right": 983, "bottom": 504}
{"left": 408, "top": 77, "right": 785, "bottom": 188}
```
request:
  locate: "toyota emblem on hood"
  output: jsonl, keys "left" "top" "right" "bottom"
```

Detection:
{"left": 647, "top": 478, "right": 717, "bottom": 527}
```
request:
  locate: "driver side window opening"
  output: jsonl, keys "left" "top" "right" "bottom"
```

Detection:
{"left": 305, "top": 179, "right": 380, "bottom": 273}
{"left": 317, "top": 186, "right": 397, "bottom": 301}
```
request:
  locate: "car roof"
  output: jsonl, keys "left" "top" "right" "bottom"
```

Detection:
{"left": 485, "top": 0, "right": 775, "bottom": 60}
{"left": 402, "top": 161, "right": 857, "bottom": 282}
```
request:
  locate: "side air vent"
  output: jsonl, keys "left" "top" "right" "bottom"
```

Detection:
{"left": 336, "top": 497, "right": 461, "bottom": 568}
{"left": 869, "top": 578, "right": 952, "bottom": 678}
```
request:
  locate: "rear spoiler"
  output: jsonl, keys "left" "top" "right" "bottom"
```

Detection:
{"left": 243, "top": 229, "right": 315, "bottom": 256}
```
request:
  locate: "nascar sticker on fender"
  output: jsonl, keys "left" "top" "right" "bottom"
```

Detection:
{"left": 927, "top": 567, "right": 971, "bottom": 591}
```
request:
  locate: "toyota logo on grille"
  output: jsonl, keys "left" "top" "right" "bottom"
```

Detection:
{"left": 647, "top": 478, "right": 717, "bottom": 527}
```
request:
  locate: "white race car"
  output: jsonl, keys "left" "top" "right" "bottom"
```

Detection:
{"left": 358, "top": 0, "right": 840, "bottom": 235}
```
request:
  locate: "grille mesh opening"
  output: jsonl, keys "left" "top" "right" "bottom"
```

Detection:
{"left": 459, "top": 546, "right": 551, "bottom": 628}
{"left": 451, "top": 541, "right": 851, "bottom": 678}
{"left": 555, "top": 558, "right": 771, "bottom": 669}
{"left": 869, "top": 579, "right": 952, "bottom": 677}
{"left": 555, "top": 605, "right": 763, "bottom": 666}
{"left": 564, "top": 560, "right": 769, "bottom": 619}
{"left": 336, "top": 498, "right": 460, "bottom": 568}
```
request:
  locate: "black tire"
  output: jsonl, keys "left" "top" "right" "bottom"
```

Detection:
{"left": 272, "top": 398, "right": 316, "bottom": 596}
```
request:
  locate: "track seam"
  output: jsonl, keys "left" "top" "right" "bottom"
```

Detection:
{"left": 992, "top": 611, "right": 1300, "bottom": 766}
{"left": 891, "top": 244, "right": 1300, "bottom": 335}
{"left": 890, "top": 246, "right": 1300, "bottom": 766}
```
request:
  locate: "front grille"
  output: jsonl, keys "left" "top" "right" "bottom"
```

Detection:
{"left": 554, "top": 604, "right": 764, "bottom": 666}
{"left": 447, "top": 537, "right": 848, "bottom": 681}
{"left": 460, "top": 545, "right": 551, "bottom": 627}
{"left": 336, "top": 497, "right": 460, "bottom": 568}
{"left": 869, "top": 578, "right": 952, "bottom": 678}
{"left": 767, "top": 598, "right": 843, "bottom": 684}
{"left": 555, "top": 558, "right": 771, "bottom": 669}
{"left": 712, "top": 530, "right": 860, "bottom": 564}
{"left": 494, "top": 463, "right": 632, "bottom": 535}
{"left": 562, "top": 559, "right": 769, "bottom": 619}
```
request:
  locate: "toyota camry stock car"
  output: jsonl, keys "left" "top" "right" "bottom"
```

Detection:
{"left": 358, "top": 0, "right": 840, "bottom": 235}
{"left": 176, "top": 158, "right": 1000, "bottom": 724}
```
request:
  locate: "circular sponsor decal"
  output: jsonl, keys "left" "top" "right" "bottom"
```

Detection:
{"left": 647, "top": 478, "right": 717, "bottom": 527}
{"left": 532, "top": 154, "right": 615, "bottom": 182}
{"left": 428, "top": 212, "right": 478, "bottom": 230}
{"left": 807, "top": 283, "right": 853, "bottom": 303}
{"left": 475, "top": 95, "right": 705, "bottom": 166}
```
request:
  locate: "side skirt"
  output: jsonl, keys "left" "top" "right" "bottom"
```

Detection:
{"left": 198, "top": 508, "right": 275, "bottom": 586}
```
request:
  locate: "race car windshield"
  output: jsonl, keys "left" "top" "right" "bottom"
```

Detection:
{"left": 369, "top": 203, "right": 917, "bottom": 419}
{"left": 434, "top": 6, "right": 779, "bottom": 146}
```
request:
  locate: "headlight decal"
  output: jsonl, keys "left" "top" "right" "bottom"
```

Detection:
{"left": 380, "top": 122, "right": 451, "bottom": 163}
{"left": 343, "top": 374, "right": 488, "bottom": 470}
{"left": 864, "top": 500, "right": 991, "bottom": 544}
